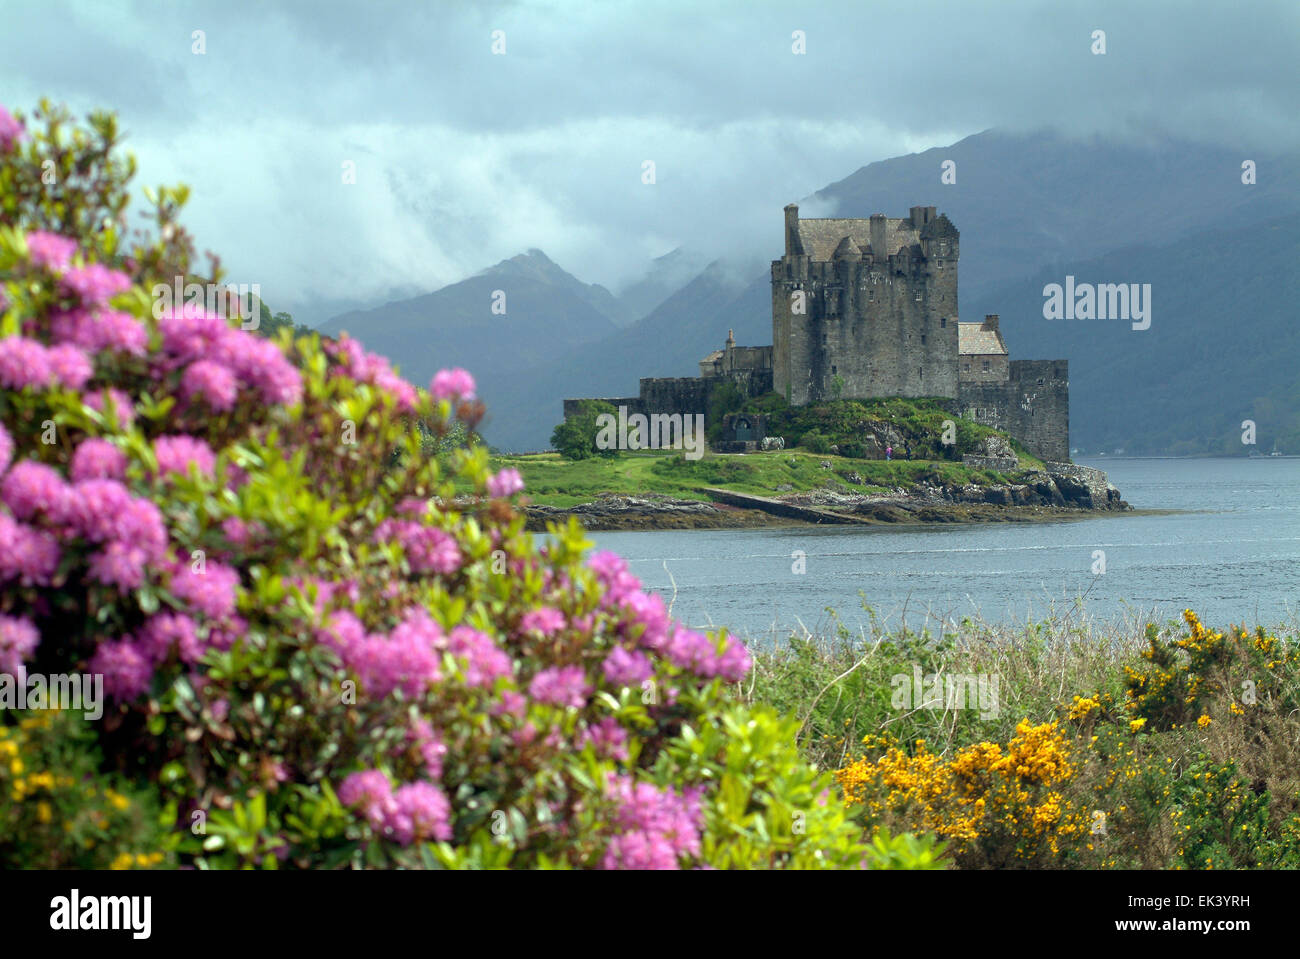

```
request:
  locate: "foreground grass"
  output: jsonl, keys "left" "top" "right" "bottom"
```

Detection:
{"left": 734, "top": 604, "right": 1300, "bottom": 869}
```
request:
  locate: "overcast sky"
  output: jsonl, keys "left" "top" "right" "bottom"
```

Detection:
{"left": 2, "top": 0, "right": 1296, "bottom": 323}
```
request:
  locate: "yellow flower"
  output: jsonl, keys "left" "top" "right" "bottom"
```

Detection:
{"left": 1129, "top": 718, "right": 1146, "bottom": 732}
{"left": 36, "top": 801, "right": 53, "bottom": 824}
{"left": 109, "top": 852, "right": 134, "bottom": 870}
{"left": 1197, "top": 714, "right": 1212, "bottom": 728}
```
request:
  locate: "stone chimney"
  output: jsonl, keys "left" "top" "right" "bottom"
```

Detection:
{"left": 983, "top": 314, "right": 999, "bottom": 331}
{"left": 869, "top": 214, "right": 888, "bottom": 262}
{"left": 784, "top": 204, "right": 801, "bottom": 256}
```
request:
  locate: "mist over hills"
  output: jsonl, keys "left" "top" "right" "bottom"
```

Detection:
{"left": 969, "top": 213, "right": 1300, "bottom": 455}
{"left": 320, "top": 129, "right": 1299, "bottom": 454}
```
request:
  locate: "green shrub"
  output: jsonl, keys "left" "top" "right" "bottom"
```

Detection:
{"left": 0, "top": 99, "right": 925, "bottom": 870}
{"left": 551, "top": 399, "right": 618, "bottom": 460}
{"left": 800, "top": 429, "right": 831, "bottom": 454}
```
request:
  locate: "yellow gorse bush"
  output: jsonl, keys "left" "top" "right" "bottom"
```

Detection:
{"left": 835, "top": 720, "right": 1090, "bottom": 866}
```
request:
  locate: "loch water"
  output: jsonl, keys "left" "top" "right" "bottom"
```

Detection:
{"left": 587, "top": 457, "right": 1300, "bottom": 639}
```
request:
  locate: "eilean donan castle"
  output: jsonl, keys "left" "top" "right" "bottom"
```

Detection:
{"left": 564, "top": 204, "right": 1069, "bottom": 462}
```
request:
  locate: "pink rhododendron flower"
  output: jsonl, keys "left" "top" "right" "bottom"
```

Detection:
{"left": 64, "top": 478, "right": 132, "bottom": 539}
{"left": 600, "top": 775, "right": 704, "bottom": 870}
{"left": 528, "top": 665, "right": 591, "bottom": 709}
{"left": 375, "top": 519, "right": 462, "bottom": 576}
{"left": 87, "top": 541, "right": 150, "bottom": 593}
{"left": 0, "top": 422, "right": 12, "bottom": 475}
{"left": 492, "top": 689, "right": 527, "bottom": 719}
{"left": 0, "top": 106, "right": 24, "bottom": 152}
{"left": 602, "top": 646, "right": 653, "bottom": 687}
{"left": 168, "top": 559, "right": 239, "bottom": 620}
{"left": 1, "top": 460, "right": 70, "bottom": 522}
{"left": 518, "top": 606, "right": 565, "bottom": 637}
{"left": 588, "top": 550, "right": 642, "bottom": 603}
{"left": 486, "top": 468, "right": 524, "bottom": 498}
{"left": 84, "top": 387, "right": 136, "bottom": 427}
{"left": 25, "top": 231, "right": 77, "bottom": 271}
{"left": 327, "top": 337, "right": 418, "bottom": 411}
{"left": 327, "top": 608, "right": 443, "bottom": 699}
{"left": 207, "top": 615, "right": 246, "bottom": 651}
{"left": 50, "top": 308, "right": 148, "bottom": 357}
{"left": 447, "top": 626, "right": 513, "bottom": 688}
{"left": 663, "top": 628, "right": 753, "bottom": 682}
{"left": 46, "top": 343, "right": 93, "bottom": 390}
{"left": 0, "top": 516, "right": 61, "bottom": 587}
{"left": 387, "top": 782, "right": 453, "bottom": 845}
{"left": 137, "top": 612, "right": 203, "bottom": 663}
{"left": 622, "top": 590, "right": 670, "bottom": 651}
{"left": 430, "top": 367, "right": 476, "bottom": 402}
{"left": 89, "top": 637, "right": 154, "bottom": 700}
{"left": 0, "top": 613, "right": 39, "bottom": 676}
{"left": 406, "top": 718, "right": 447, "bottom": 779}
{"left": 339, "top": 770, "right": 397, "bottom": 830}
{"left": 61, "top": 264, "right": 131, "bottom": 307}
{"left": 70, "top": 438, "right": 127, "bottom": 482}
{"left": 153, "top": 435, "right": 217, "bottom": 479}
{"left": 160, "top": 307, "right": 302, "bottom": 406}
{"left": 0, "top": 337, "right": 52, "bottom": 390}
{"left": 580, "top": 717, "right": 629, "bottom": 761}
{"left": 180, "top": 359, "right": 238, "bottom": 411}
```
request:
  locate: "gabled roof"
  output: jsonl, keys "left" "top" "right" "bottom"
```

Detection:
{"left": 796, "top": 217, "right": 921, "bottom": 262}
{"left": 958, "top": 322, "right": 1007, "bottom": 355}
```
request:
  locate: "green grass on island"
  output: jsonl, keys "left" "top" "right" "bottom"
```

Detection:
{"left": 481, "top": 397, "right": 1047, "bottom": 508}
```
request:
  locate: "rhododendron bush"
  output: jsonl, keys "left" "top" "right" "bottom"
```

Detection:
{"left": 0, "top": 101, "right": 912, "bottom": 869}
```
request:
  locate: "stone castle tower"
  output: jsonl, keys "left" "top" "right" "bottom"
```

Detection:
{"left": 773, "top": 204, "right": 960, "bottom": 404}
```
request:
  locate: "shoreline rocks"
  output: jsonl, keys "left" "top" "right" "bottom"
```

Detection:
{"left": 523, "top": 464, "right": 1130, "bottom": 532}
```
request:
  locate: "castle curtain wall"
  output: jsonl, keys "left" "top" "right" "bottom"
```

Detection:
{"left": 957, "top": 360, "right": 1070, "bottom": 462}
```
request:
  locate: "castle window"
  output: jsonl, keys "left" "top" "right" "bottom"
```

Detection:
{"left": 963, "top": 363, "right": 970, "bottom": 372}
{"left": 1037, "top": 378, "right": 1044, "bottom": 386}
{"left": 914, "top": 289, "right": 923, "bottom": 301}
{"left": 941, "top": 318, "right": 947, "bottom": 328}
{"left": 982, "top": 360, "right": 990, "bottom": 372}
{"left": 831, "top": 365, "right": 837, "bottom": 375}
{"left": 921, "top": 334, "right": 926, "bottom": 345}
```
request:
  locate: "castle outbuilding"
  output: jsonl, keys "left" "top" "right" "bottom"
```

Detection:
{"left": 563, "top": 204, "right": 1070, "bottom": 462}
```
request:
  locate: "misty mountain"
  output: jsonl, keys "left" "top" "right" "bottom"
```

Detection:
{"left": 612, "top": 247, "right": 714, "bottom": 325}
{"left": 317, "top": 249, "right": 620, "bottom": 403}
{"left": 813, "top": 129, "right": 1300, "bottom": 301}
{"left": 479, "top": 259, "right": 761, "bottom": 450}
{"left": 968, "top": 213, "right": 1300, "bottom": 455}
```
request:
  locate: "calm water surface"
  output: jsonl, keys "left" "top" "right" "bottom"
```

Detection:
{"left": 587, "top": 458, "right": 1300, "bottom": 638}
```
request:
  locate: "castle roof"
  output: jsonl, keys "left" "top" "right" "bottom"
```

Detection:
{"left": 958, "top": 322, "right": 1007, "bottom": 356}
{"left": 796, "top": 217, "right": 920, "bottom": 261}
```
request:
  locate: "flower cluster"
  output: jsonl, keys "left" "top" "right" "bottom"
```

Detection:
{"left": 339, "top": 770, "right": 452, "bottom": 846}
{"left": 600, "top": 775, "right": 704, "bottom": 869}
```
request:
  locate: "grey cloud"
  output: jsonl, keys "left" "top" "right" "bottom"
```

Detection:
{"left": 1, "top": 0, "right": 1294, "bottom": 321}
